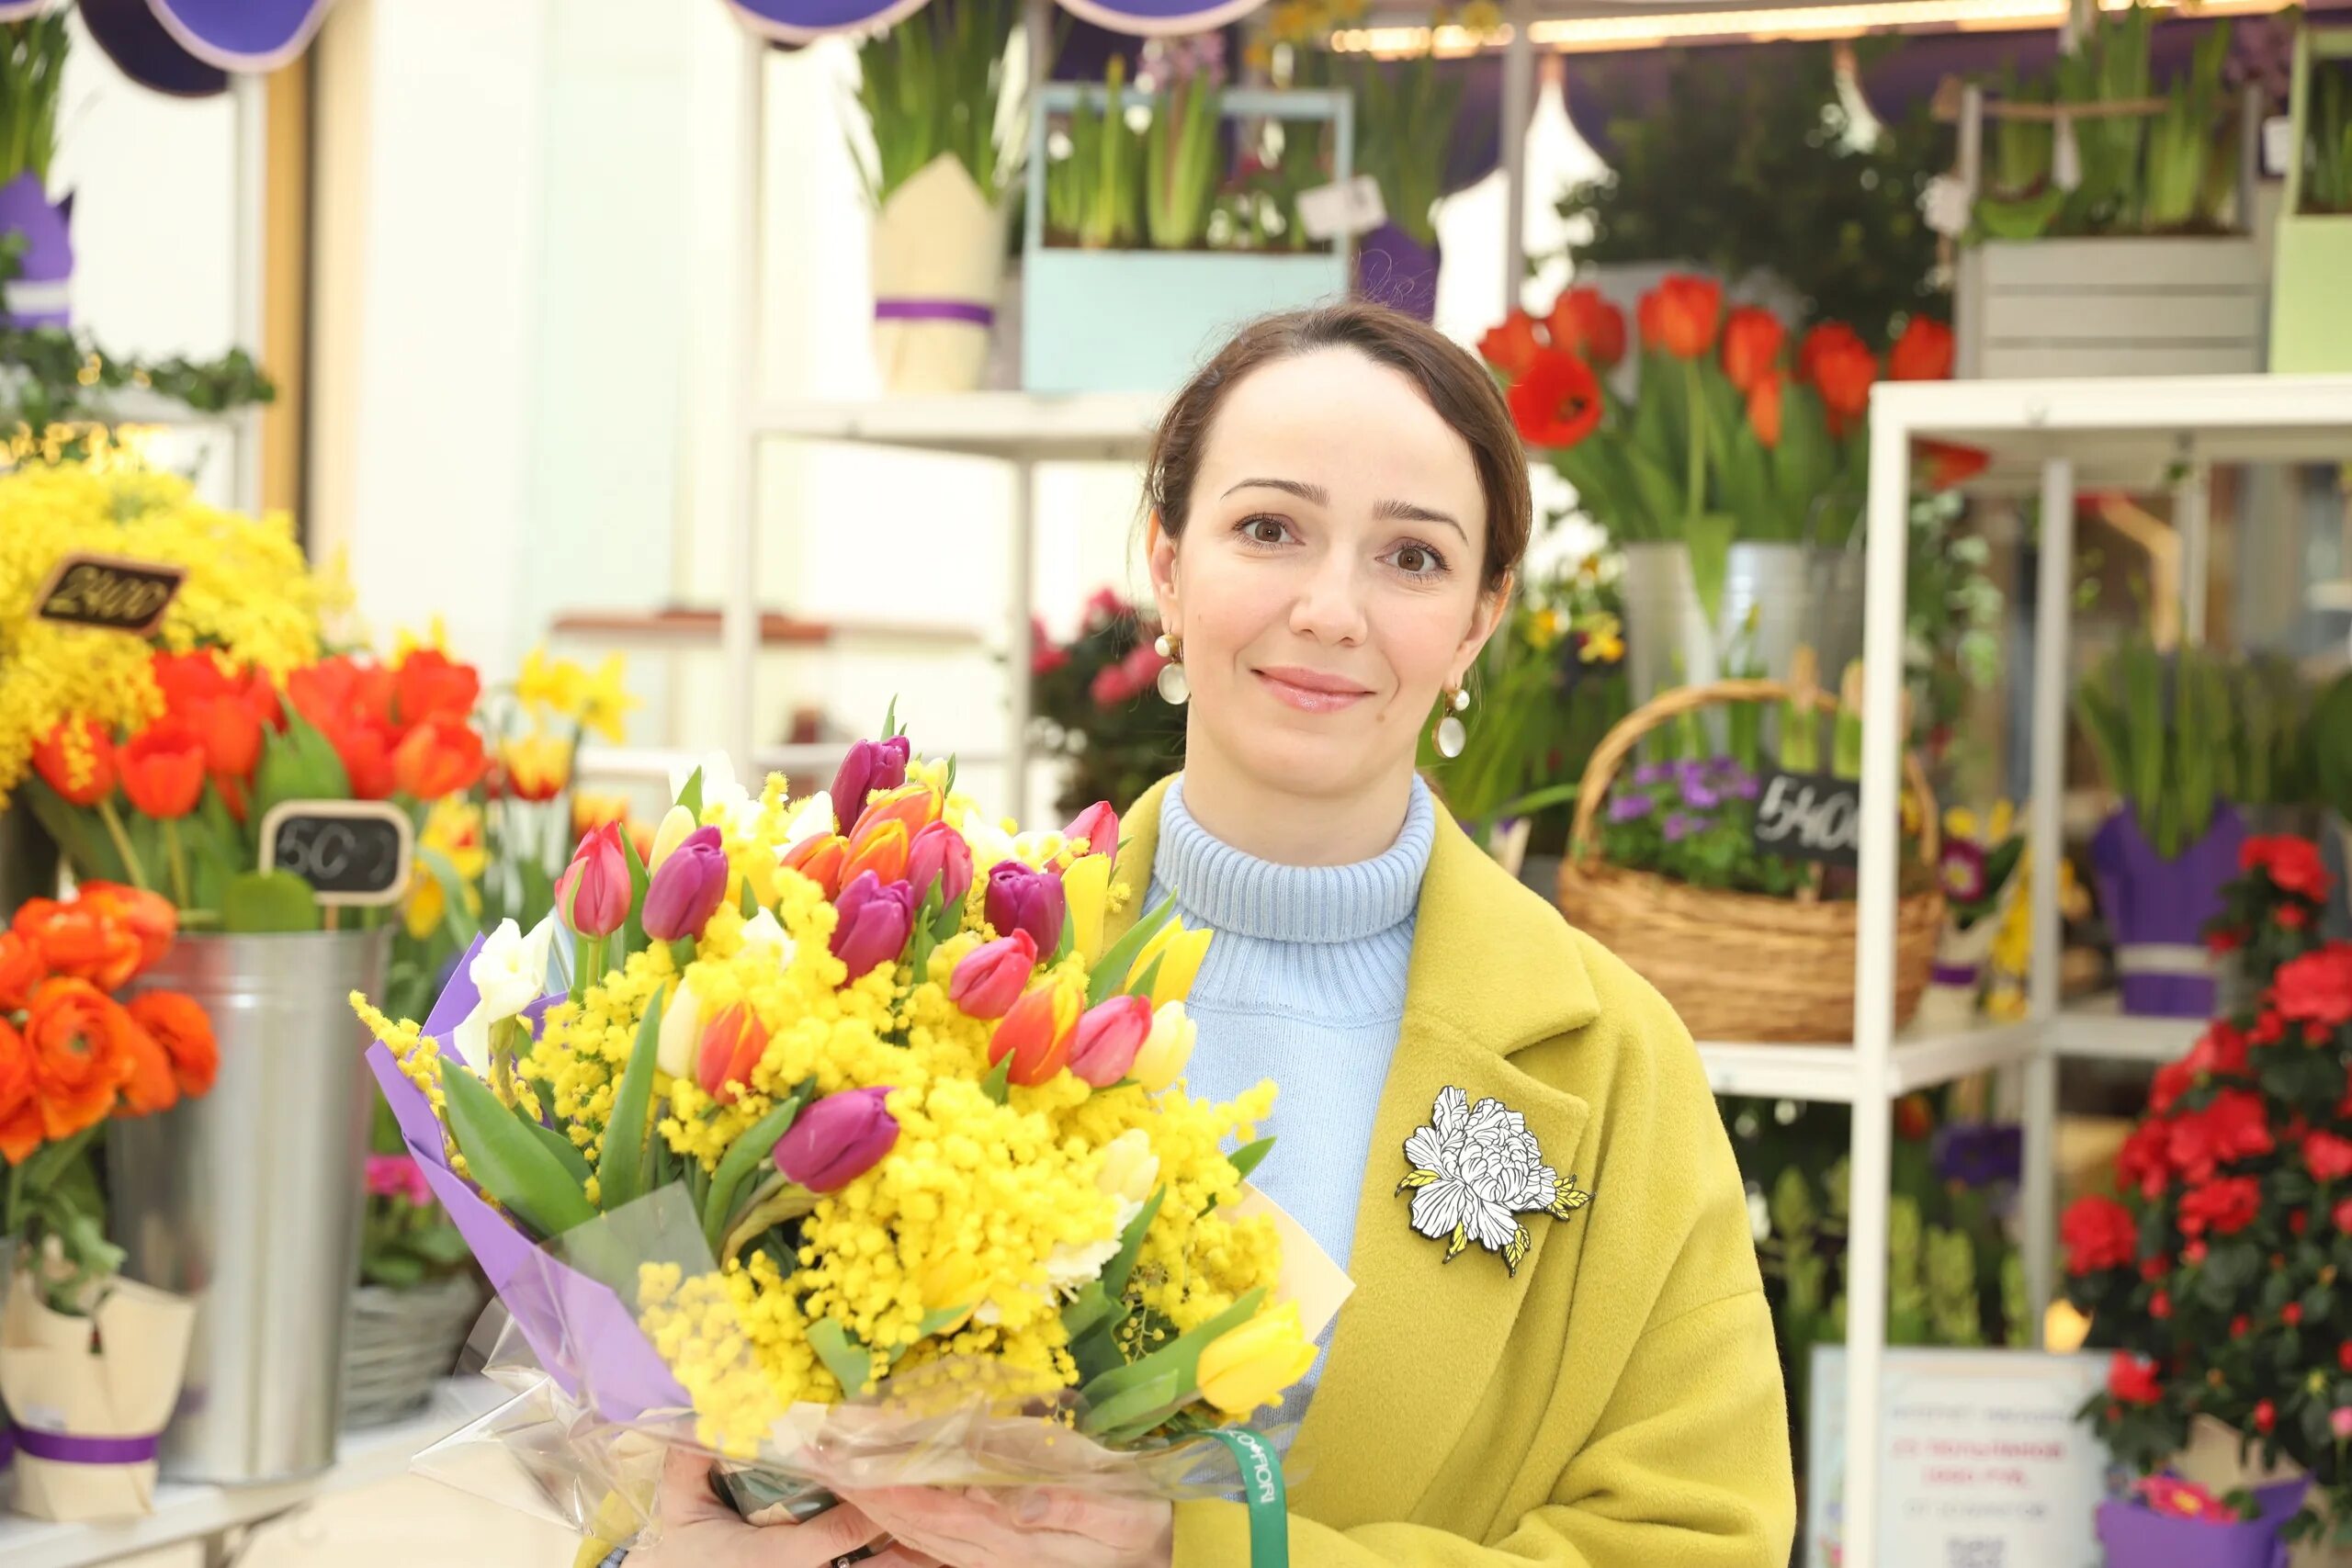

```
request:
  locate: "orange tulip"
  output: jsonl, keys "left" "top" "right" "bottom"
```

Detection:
{"left": 1476, "top": 310, "right": 1544, "bottom": 380}
{"left": 1889, "top": 316, "right": 1955, "bottom": 382}
{"left": 0, "top": 931, "right": 47, "bottom": 1011}
{"left": 841, "top": 817, "right": 911, "bottom": 887}
{"left": 988, "top": 980, "right": 1081, "bottom": 1087}
{"left": 695, "top": 1003, "right": 770, "bottom": 1105}
{"left": 392, "top": 648, "right": 481, "bottom": 729}
{"left": 859, "top": 783, "right": 943, "bottom": 842}
{"left": 120, "top": 719, "right": 207, "bottom": 819}
{"left": 1544, "top": 288, "right": 1626, "bottom": 369}
{"left": 1718, "top": 307, "right": 1785, "bottom": 394}
{"left": 288, "top": 654, "right": 396, "bottom": 738}
{"left": 21, "top": 977, "right": 135, "bottom": 1142}
{"left": 30, "top": 717, "right": 117, "bottom": 807}
{"left": 391, "top": 716, "right": 489, "bottom": 800}
{"left": 1636, "top": 275, "right": 1722, "bottom": 359}
{"left": 0, "top": 1017, "right": 38, "bottom": 1164}
{"left": 74, "top": 882, "right": 176, "bottom": 976}
{"left": 783, "top": 833, "right": 851, "bottom": 899}
{"left": 127, "top": 990, "right": 217, "bottom": 1099}
{"left": 1747, "top": 372, "right": 1784, "bottom": 450}
{"left": 12, "top": 897, "right": 142, "bottom": 991}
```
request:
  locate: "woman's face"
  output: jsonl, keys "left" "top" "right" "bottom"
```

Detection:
{"left": 1149, "top": 346, "right": 1507, "bottom": 805}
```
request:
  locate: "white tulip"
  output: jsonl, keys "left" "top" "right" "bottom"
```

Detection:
{"left": 741, "top": 908, "right": 795, "bottom": 964}
{"left": 657, "top": 974, "right": 707, "bottom": 1080}
{"left": 778, "top": 790, "right": 836, "bottom": 851}
{"left": 452, "top": 916, "right": 557, "bottom": 1075}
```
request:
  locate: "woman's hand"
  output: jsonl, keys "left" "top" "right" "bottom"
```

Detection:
{"left": 831, "top": 1484, "right": 1173, "bottom": 1568}
{"left": 629, "top": 1448, "right": 939, "bottom": 1568}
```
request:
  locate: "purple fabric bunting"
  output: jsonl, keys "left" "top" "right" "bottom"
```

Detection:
{"left": 147, "top": 0, "right": 339, "bottom": 72}
{"left": 14, "top": 1429, "right": 163, "bottom": 1465}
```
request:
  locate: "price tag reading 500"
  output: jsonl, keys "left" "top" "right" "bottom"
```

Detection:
{"left": 258, "top": 800, "right": 415, "bottom": 908}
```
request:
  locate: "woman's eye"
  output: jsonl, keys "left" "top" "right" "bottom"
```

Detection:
{"left": 1240, "top": 517, "right": 1291, "bottom": 546}
{"left": 1391, "top": 544, "right": 1445, "bottom": 576}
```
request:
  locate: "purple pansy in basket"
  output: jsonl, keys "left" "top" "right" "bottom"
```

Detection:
{"left": 1609, "top": 792, "right": 1657, "bottom": 823}
{"left": 1632, "top": 761, "right": 1673, "bottom": 788}
{"left": 1664, "top": 812, "right": 1705, "bottom": 843}
{"left": 1939, "top": 840, "right": 1989, "bottom": 905}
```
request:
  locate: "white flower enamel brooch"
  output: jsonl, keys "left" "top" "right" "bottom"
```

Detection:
{"left": 1396, "top": 1087, "right": 1591, "bottom": 1276}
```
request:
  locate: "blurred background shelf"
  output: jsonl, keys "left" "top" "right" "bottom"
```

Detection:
{"left": 1697, "top": 1020, "right": 2041, "bottom": 1103}
{"left": 2046, "top": 994, "right": 2206, "bottom": 1064}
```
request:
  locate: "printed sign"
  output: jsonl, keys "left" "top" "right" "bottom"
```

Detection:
{"left": 1806, "top": 1346, "right": 2109, "bottom": 1568}
{"left": 1297, "top": 175, "right": 1387, "bottom": 243}
{"left": 34, "top": 554, "right": 186, "bottom": 636}
{"left": 1750, "top": 771, "right": 1864, "bottom": 868}
{"left": 258, "top": 800, "right": 414, "bottom": 908}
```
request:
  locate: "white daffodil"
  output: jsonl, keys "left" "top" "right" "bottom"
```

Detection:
{"left": 778, "top": 790, "right": 835, "bottom": 851}
{"left": 1399, "top": 1087, "right": 1589, "bottom": 1277}
{"left": 451, "top": 915, "right": 557, "bottom": 1075}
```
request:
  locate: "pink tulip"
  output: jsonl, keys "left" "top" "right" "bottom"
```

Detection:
{"left": 775, "top": 1087, "right": 898, "bottom": 1192}
{"left": 906, "top": 820, "right": 975, "bottom": 911}
{"left": 1067, "top": 995, "right": 1152, "bottom": 1087}
{"left": 830, "top": 872, "right": 919, "bottom": 976}
{"left": 554, "top": 821, "right": 631, "bottom": 938}
{"left": 948, "top": 931, "right": 1037, "bottom": 1020}
{"left": 831, "top": 736, "right": 911, "bottom": 836}
{"left": 1065, "top": 802, "right": 1119, "bottom": 859}
{"left": 642, "top": 825, "right": 729, "bottom": 942}
{"left": 2334, "top": 1407, "right": 2352, "bottom": 1441}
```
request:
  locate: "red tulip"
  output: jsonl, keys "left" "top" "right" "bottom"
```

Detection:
{"left": 1065, "top": 802, "right": 1120, "bottom": 860}
{"left": 555, "top": 822, "right": 631, "bottom": 938}
{"left": 120, "top": 720, "right": 207, "bottom": 819}
{"left": 1798, "top": 322, "right": 1877, "bottom": 435}
{"left": 392, "top": 648, "right": 481, "bottom": 728}
{"left": 30, "top": 718, "right": 117, "bottom": 807}
{"left": 1506, "top": 349, "right": 1603, "bottom": 450}
{"left": 1476, "top": 310, "right": 1544, "bottom": 379}
{"left": 390, "top": 716, "right": 487, "bottom": 800}
{"left": 948, "top": 931, "right": 1037, "bottom": 1020}
{"left": 1545, "top": 288, "right": 1626, "bottom": 369}
{"left": 1718, "top": 308, "right": 1785, "bottom": 394}
{"left": 1747, "top": 373, "right": 1784, "bottom": 450}
{"left": 1889, "top": 316, "right": 1955, "bottom": 382}
{"left": 331, "top": 717, "right": 399, "bottom": 801}
{"left": 1636, "top": 275, "right": 1722, "bottom": 359}
{"left": 1917, "top": 439, "right": 1989, "bottom": 491}
{"left": 989, "top": 981, "right": 1080, "bottom": 1087}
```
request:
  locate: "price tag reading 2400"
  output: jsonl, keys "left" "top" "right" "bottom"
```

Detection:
{"left": 34, "top": 553, "right": 187, "bottom": 636}
{"left": 1749, "top": 771, "right": 1865, "bottom": 869}
{"left": 258, "top": 800, "right": 414, "bottom": 908}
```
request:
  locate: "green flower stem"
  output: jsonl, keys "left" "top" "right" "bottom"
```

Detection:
{"left": 96, "top": 798, "right": 150, "bottom": 889}
{"left": 164, "top": 818, "right": 191, "bottom": 908}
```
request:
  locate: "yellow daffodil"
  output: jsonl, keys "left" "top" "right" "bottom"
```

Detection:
{"left": 1196, "top": 1301, "right": 1317, "bottom": 1415}
{"left": 571, "top": 789, "right": 633, "bottom": 840}
{"left": 404, "top": 798, "right": 485, "bottom": 940}
{"left": 516, "top": 647, "right": 587, "bottom": 720}
{"left": 1127, "top": 919, "right": 1213, "bottom": 1009}
{"left": 577, "top": 654, "right": 639, "bottom": 744}
{"left": 1062, "top": 853, "right": 1111, "bottom": 963}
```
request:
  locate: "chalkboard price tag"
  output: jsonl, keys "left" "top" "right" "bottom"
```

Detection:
{"left": 1749, "top": 771, "right": 1863, "bottom": 868}
{"left": 34, "top": 553, "right": 187, "bottom": 636}
{"left": 258, "top": 800, "right": 415, "bottom": 908}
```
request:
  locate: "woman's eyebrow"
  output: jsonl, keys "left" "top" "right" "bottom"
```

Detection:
{"left": 1223, "top": 479, "right": 1466, "bottom": 539}
{"left": 1223, "top": 477, "right": 1328, "bottom": 504}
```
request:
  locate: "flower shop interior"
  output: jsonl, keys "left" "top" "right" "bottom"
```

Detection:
{"left": 3, "top": 0, "right": 2352, "bottom": 1563}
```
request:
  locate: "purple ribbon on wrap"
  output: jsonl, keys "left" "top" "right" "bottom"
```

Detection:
{"left": 874, "top": 299, "right": 994, "bottom": 327}
{"left": 1930, "top": 961, "right": 1982, "bottom": 987}
{"left": 0, "top": 1416, "right": 13, "bottom": 1470}
{"left": 14, "top": 1427, "right": 161, "bottom": 1465}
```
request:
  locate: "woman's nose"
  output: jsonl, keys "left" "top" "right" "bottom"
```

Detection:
{"left": 1287, "top": 555, "right": 1369, "bottom": 646}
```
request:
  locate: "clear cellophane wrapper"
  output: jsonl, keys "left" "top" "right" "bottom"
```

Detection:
{"left": 404, "top": 1184, "right": 1291, "bottom": 1562}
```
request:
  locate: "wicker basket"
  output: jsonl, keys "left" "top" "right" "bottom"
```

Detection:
{"left": 1555, "top": 675, "right": 1946, "bottom": 1045}
{"left": 342, "top": 1273, "right": 483, "bottom": 1428}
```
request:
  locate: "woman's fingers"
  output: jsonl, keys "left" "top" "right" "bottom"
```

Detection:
{"left": 769, "top": 1499, "right": 893, "bottom": 1567}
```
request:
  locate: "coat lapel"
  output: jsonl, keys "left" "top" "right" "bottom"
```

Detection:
{"left": 1108, "top": 778, "right": 1604, "bottom": 1524}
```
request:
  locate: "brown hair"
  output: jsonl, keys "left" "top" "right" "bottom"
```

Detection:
{"left": 1143, "top": 301, "right": 1532, "bottom": 595}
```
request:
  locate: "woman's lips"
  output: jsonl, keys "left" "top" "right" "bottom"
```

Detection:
{"left": 1254, "top": 667, "right": 1373, "bottom": 714}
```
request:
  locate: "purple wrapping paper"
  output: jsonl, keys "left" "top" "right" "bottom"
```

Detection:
{"left": 727, "top": 0, "right": 1272, "bottom": 41}
{"left": 1352, "top": 221, "right": 1440, "bottom": 321}
{"left": 0, "top": 172, "right": 71, "bottom": 330}
{"left": 2096, "top": 1476, "right": 2307, "bottom": 1568}
{"left": 2091, "top": 805, "right": 2247, "bottom": 1019}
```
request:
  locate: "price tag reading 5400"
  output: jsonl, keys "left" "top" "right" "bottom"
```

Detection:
{"left": 1748, "top": 771, "right": 1864, "bottom": 869}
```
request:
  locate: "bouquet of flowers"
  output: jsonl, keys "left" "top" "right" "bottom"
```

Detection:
{"left": 1916, "top": 802, "right": 2026, "bottom": 1029}
{"left": 351, "top": 717, "right": 1324, "bottom": 1561}
{"left": 1029, "top": 589, "right": 1183, "bottom": 820}
{"left": 0, "top": 879, "right": 219, "bottom": 1521}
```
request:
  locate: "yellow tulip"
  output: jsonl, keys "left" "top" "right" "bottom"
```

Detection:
{"left": 502, "top": 728, "right": 572, "bottom": 803}
{"left": 649, "top": 804, "right": 696, "bottom": 869}
{"left": 1131, "top": 1001, "right": 1195, "bottom": 1094}
{"left": 918, "top": 1256, "right": 989, "bottom": 1333}
{"left": 1062, "top": 853, "right": 1110, "bottom": 964}
{"left": 1127, "top": 919, "right": 1213, "bottom": 1008}
{"left": 1196, "top": 1301, "right": 1317, "bottom": 1416}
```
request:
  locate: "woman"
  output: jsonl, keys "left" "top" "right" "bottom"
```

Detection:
{"left": 639, "top": 303, "right": 1794, "bottom": 1567}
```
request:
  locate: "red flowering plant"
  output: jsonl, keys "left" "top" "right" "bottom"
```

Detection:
{"left": 2063, "top": 915, "right": 2352, "bottom": 1546}
{"left": 19, "top": 643, "right": 492, "bottom": 933}
{"left": 1479, "top": 281, "right": 1977, "bottom": 626}
{"left": 2206, "top": 835, "right": 2335, "bottom": 990}
{"left": 1028, "top": 588, "right": 1185, "bottom": 818}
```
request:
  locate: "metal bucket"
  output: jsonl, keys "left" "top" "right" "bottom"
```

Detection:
{"left": 107, "top": 928, "right": 391, "bottom": 1484}
{"left": 1618, "top": 540, "right": 1866, "bottom": 708}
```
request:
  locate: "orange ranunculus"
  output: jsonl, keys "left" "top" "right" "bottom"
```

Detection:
{"left": 1747, "top": 372, "right": 1785, "bottom": 449}
{"left": 118, "top": 1012, "right": 178, "bottom": 1116}
{"left": 75, "top": 882, "right": 177, "bottom": 975}
{"left": 391, "top": 716, "right": 488, "bottom": 801}
{"left": 392, "top": 648, "right": 481, "bottom": 729}
{"left": 1889, "top": 315, "right": 1955, "bottom": 382}
{"left": 12, "top": 897, "right": 141, "bottom": 991}
{"left": 0, "top": 1017, "right": 38, "bottom": 1163}
{"left": 1545, "top": 287, "right": 1626, "bottom": 369}
{"left": 841, "top": 817, "right": 911, "bottom": 888}
{"left": 120, "top": 719, "right": 208, "bottom": 820}
{"left": 1476, "top": 310, "right": 1545, "bottom": 380}
{"left": 1636, "top": 275, "right": 1723, "bottom": 359}
{"left": 126, "top": 991, "right": 217, "bottom": 1099}
{"left": 782, "top": 833, "right": 850, "bottom": 899}
{"left": 31, "top": 717, "right": 118, "bottom": 807}
{"left": 1506, "top": 348, "right": 1603, "bottom": 449}
{"left": 1798, "top": 321, "right": 1877, "bottom": 435}
{"left": 1718, "top": 307, "right": 1786, "bottom": 394}
{"left": 22, "top": 977, "right": 134, "bottom": 1141}
{"left": 0, "top": 931, "right": 48, "bottom": 1010}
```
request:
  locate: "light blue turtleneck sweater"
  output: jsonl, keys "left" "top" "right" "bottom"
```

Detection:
{"left": 1145, "top": 772, "right": 1436, "bottom": 1446}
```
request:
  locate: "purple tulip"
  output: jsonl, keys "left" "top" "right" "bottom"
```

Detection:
{"left": 775, "top": 1087, "right": 899, "bottom": 1192}
{"left": 906, "top": 820, "right": 975, "bottom": 911}
{"left": 948, "top": 931, "right": 1038, "bottom": 1020}
{"left": 831, "top": 736, "right": 912, "bottom": 837}
{"left": 1064, "top": 801, "right": 1120, "bottom": 859}
{"left": 830, "top": 872, "right": 918, "bottom": 976}
{"left": 641, "top": 826, "right": 729, "bottom": 941}
{"left": 1067, "top": 995, "right": 1152, "bottom": 1087}
{"left": 985, "top": 861, "right": 1067, "bottom": 953}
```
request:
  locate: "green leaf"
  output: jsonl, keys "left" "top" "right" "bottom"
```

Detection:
{"left": 618, "top": 822, "right": 652, "bottom": 959}
{"left": 1078, "top": 1284, "right": 1265, "bottom": 1421}
{"left": 596, "top": 989, "right": 667, "bottom": 1211}
{"left": 513, "top": 1099, "right": 593, "bottom": 1184}
{"left": 222, "top": 870, "right": 322, "bottom": 933}
{"left": 809, "top": 1317, "right": 876, "bottom": 1397}
{"left": 1125, "top": 951, "right": 1167, "bottom": 1005}
{"left": 441, "top": 1061, "right": 595, "bottom": 1236}
{"left": 702, "top": 1093, "right": 808, "bottom": 1257}
{"left": 677, "top": 766, "right": 704, "bottom": 818}
{"left": 1685, "top": 512, "right": 1739, "bottom": 628}
{"left": 980, "top": 1051, "right": 1013, "bottom": 1105}
{"left": 916, "top": 1303, "right": 975, "bottom": 1338}
{"left": 1225, "top": 1136, "right": 1274, "bottom": 1190}
{"left": 1089, "top": 890, "right": 1178, "bottom": 1007}
{"left": 418, "top": 846, "right": 482, "bottom": 953}
{"left": 254, "top": 707, "right": 351, "bottom": 829}
{"left": 1101, "top": 1186, "right": 1166, "bottom": 1303}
